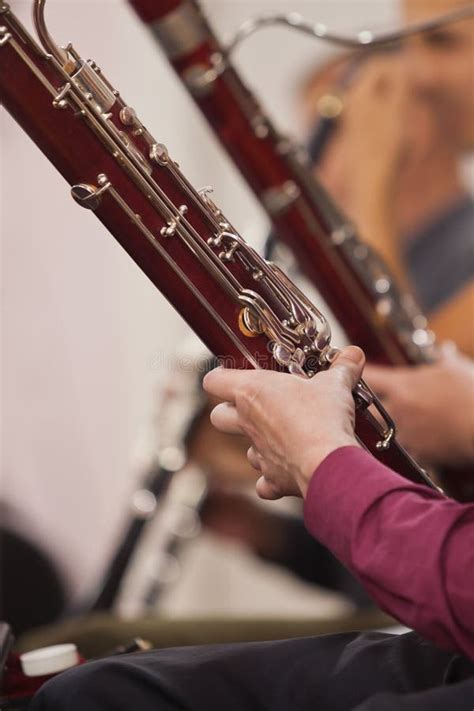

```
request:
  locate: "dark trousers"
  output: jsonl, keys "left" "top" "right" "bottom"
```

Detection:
{"left": 31, "top": 631, "right": 474, "bottom": 710}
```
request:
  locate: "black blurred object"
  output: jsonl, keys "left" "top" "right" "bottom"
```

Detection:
{"left": 0, "top": 527, "right": 66, "bottom": 637}
{"left": 0, "top": 622, "right": 31, "bottom": 710}
{"left": 87, "top": 462, "right": 177, "bottom": 612}
{"left": 0, "top": 622, "right": 14, "bottom": 680}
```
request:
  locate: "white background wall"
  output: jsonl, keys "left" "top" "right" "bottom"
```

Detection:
{"left": 1, "top": 0, "right": 397, "bottom": 605}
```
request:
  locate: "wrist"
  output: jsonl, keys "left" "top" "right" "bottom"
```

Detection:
{"left": 297, "top": 437, "right": 359, "bottom": 498}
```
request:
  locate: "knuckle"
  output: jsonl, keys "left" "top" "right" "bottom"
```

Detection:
{"left": 235, "top": 379, "right": 254, "bottom": 404}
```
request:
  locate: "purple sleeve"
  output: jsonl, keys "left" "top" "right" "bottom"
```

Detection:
{"left": 303, "top": 446, "right": 474, "bottom": 659}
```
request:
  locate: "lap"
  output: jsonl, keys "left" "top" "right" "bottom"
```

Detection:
{"left": 31, "top": 631, "right": 474, "bottom": 711}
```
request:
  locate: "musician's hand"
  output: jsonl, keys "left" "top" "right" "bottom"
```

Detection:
{"left": 203, "top": 346, "right": 364, "bottom": 500}
{"left": 365, "top": 350, "right": 474, "bottom": 466}
{"left": 318, "top": 57, "right": 409, "bottom": 200}
{"left": 317, "top": 57, "right": 417, "bottom": 290}
{"left": 343, "top": 56, "right": 410, "bottom": 194}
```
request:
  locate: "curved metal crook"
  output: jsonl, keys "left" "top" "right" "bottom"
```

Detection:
{"left": 33, "top": 0, "right": 67, "bottom": 63}
{"left": 226, "top": 3, "right": 474, "bottom": 55}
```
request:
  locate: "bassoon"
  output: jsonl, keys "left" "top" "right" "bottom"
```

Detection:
{"left": 0, "top": 1, "right": 438, "bottom": 493}
{"left": 128, "top": 0, "right": 436, "bottom": 367}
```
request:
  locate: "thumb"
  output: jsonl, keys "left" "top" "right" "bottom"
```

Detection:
{"left": 329, "top": 346, "right": 365, "bottom": 390}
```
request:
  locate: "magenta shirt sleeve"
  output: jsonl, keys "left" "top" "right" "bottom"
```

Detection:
{"left": 303, "top": 446, "right": 474, "bottom": 659}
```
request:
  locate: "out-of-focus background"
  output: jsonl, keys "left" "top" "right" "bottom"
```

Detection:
{"left": 1, "top": 0, "right": 473, "bottom": 649}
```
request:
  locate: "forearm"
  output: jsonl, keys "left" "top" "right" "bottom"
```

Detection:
{"left": 303, "top": 447, "right": 474, "bottom": 658}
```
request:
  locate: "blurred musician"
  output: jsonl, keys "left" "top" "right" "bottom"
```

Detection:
{"left": 309, "top": 0, "right": 474, "bottom": 355}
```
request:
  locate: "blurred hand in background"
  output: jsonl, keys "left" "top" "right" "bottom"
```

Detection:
{"left": 365, "top": 346, "right": 474, "bottom": 466}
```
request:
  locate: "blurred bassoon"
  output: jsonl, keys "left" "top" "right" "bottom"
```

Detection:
{"left": 88, "top": 365, "right": 210, "bottom": 614}
{"left": 0, "top": 1, "right": 440, "bottom": 495}
{"left": 128, "top": 0, "right": 436, "bottom": 367}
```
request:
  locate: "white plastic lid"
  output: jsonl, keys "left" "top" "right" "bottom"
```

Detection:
{"left": 20, "top": 643, "right": 79, "bottom": 677}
